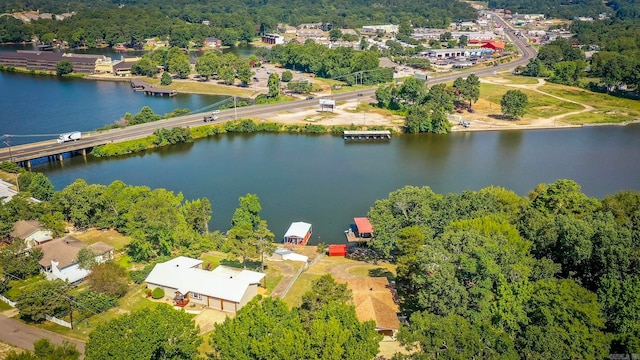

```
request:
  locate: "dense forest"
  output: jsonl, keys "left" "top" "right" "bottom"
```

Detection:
{"left": 367, "top": 180, "right": 640, "bottom": 357}
{"left": 0, "top": 0, "right": 477, "bottom": 45}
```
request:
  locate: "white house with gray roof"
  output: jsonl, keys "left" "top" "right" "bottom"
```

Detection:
{"left": 145, "top": 256, "right": 265, "bottom": 313}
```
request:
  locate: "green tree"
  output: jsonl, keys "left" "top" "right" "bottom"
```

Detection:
{"left": 218, "top": 65, "right": 235, "bottom": 85}
{"left": 464, "top": 73, "right": 480, "bottom": 108}
{"left": 74, "top": 290, "right": 118, "bottom": 317}
{"left": 226, "top": 223, "right": 257, "bottom": 268}
{"left": 160, "top": 71, "right": 172, "bottom": 85}
{"left": 299, "top": 274, "right": 352, "bottom": 320}
{"left": 195, "top": 52, "right": 220, "bottom": 79}
{"left": 236, "top": 58, "right": 253, "bottom": 85}
{"left": 500, "top": 90, "right": 528, "bottom": 120}
{"left": 458, "top": 34, "right": 468, "bottom": 47}
{"left": 399, "top": 77, "right": 426, "bottom": 104}
{"left": 131, "top": 57, "right": 157, "bottom": 77}
{"left": 422, "top": 83, "right": 454, "bottom": 113}
{"left": 16, "top": 280, "right": 70, "bottom": 323}
{"left": 6, "top": 339, "right": 80, "bottom": 360}
{"left": 182, "top": 198, "right": 212, "bottom": 234}
{"left": 281, "top": 70, "right": 293, "bottom": 82}
{"left": 598, "top": 274, "right": 640, "bottom": 353}
{"left": 86, "top": 261, "right": 129, "bottom": 298}
{"left": 0, "top": 238, "right": 43, "bottom": 280}
{"left": 329, "top": 29, "right": 343, "bottom": 41}
{"left": 231, "top": 193, "right": 262, "bottom": 228}
{"left": 267, "top": 72, "right": 280, "bottom": 98}
{"left": 55, "top": 60, "right": 73, "bottom": 76}
{"left": 168, "top": 53, "right": 190, "bottom": 79}
{"left": 76, "top": 247, "right": 99, "bottom": 270}
{"left": 85, "top": 304, "right": 201, "bottom": 360}
{"left": 254, "top": 220, "right": 275, "bottom": 272}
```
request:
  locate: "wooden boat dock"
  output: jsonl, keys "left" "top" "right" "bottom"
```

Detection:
{"left": 343, "top": 130, "right": 391, "bottom": 140}
{"left": 130, "top": 79, "right": 177, "bottom": 97}
{"left": 345, "top": 217, "right": 374, "bottom": 243}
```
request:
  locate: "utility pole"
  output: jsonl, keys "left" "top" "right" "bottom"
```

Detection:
{"left": 67, "top": 296, "right": 74, "bottom": 329}
{"left": 234, "top": 96, "right": 238, "bottom": 120}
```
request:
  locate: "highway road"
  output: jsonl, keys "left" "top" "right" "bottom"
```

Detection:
{"left": 0, "top": 13, "right": 535, "bottom": 164}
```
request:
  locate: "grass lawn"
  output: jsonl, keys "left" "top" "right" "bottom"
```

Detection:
{"left": 144, "top": 78, "right": 258, "bottom": 98}
{"left": 5, "top": 275, "right": 45, "bottom": 300}
{"left": 282, "top": 272, "right": 323, "bottom": 308}
{"left": 347, "top": 263, "right": 397, "bottom": 281}
{"left": 199, "top": 251, "right": 228, "bottom": 269}
{"left": 74, "top": 229, "right": 131, "bottom": 251}
{"left": 0, "top": 300, "right": 13, "bottom": 311}
{"left": 199, "top": 333, "right": 214, "bottom": 358}
{"left": 484, "top": 75, "right": 541, "bottom": 85}
{"left": 539, "top": 83, "right": 640, "bottom": 123}
{"left": 314, "top": 78, "right": 378, "bottom": 94}
{"left": 0, "top": 170, "right": 19, "bottom": 185}
{"left": 478, "top": 83, "right": 583, "bottom": 120}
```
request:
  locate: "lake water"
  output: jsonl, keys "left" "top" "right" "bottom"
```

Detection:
{"left": 32, "top": 128, "right": 640, "bottom": 245}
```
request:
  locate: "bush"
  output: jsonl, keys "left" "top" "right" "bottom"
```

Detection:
{"left": 75, "top": 290, "right": 118, "bottom": 316}
{"left": 129, "top": 264, "right": 155, "bottom": 284}
{"left": 151, "top": 287, "right": 165, "bottom": 299}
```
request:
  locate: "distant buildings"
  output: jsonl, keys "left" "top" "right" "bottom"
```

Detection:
{"left": 0, "top": 50, "right": 105, "bottom": 74}
{"left": 9, "top": 10, "right": 74, "bottom": 23}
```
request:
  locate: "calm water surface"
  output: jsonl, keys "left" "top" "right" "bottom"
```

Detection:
{"left": 33, "top": 128, "right": 640, "bottom": 244}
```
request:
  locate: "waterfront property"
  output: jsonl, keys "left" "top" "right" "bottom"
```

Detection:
{"left": 9, "top": 220, "right": 52, "bottom": 247}
{"left": 345, "top": 217, "right": 374, "bottom": 243}
{"left": 39, "top": 236, "right": 114, "bottom": 283}
{"left": 344, "top": 277, "right": 400, "bottom": 337}
{"left": 0, "top": 50, "right": 104, "bottom": 73}
{"left": 283, "top": 222, "right": 313, "bottom": 245}
{"left": 270, "top": 247, "right": 309, "bottom": 262}
{"left": 144, "top": 256, "right": 265, "bottom": 312}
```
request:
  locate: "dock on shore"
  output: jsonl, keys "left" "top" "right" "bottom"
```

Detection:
{"left": 130, "top": 79, "right": 177, "bottom": 97}
{"left": 343, "top": 130, "right": 391, "bottom": 140}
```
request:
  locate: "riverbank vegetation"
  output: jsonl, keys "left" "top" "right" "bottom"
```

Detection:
{"left": 90, "top": 119, "right": 396, "bottom": 157}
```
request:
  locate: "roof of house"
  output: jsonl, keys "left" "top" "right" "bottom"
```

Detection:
{"left": 145, "top": 257, "right": 265, "bottom": 303}
{"left": 38, "top": 236, "right": 114, "bottom": 269}
{"left": 272, "top": 248, "right": 309, "bottom": 262}
{"left": 10, "top": 220, "right": 41, "bottom": 238}
{"left": 284, "top": 222, "right": 312, "bottom": 238}
{"left": 354, "top": 217, "right": 374, "bottom": 234}
{"left": 345, "top": 277, "right": 399, "bottom": 331}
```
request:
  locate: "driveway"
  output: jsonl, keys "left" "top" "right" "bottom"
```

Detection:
{"left": 0, "top": 314, "right": 85, "bottom": 357}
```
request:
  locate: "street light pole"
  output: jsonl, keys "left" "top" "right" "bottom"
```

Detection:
{"left": 3, "top": 135, "right": 13, "bottom": 163}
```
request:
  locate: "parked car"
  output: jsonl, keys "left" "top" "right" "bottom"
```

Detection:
{"left": 357, "top": 93, "right": 363, "bottom": 96}
{"left": 468, "top": 108, "right": 475, "bottom": 113}
{"left": 306, "top": 96, "right": 315, "bottom": 100}
{"left": 456, "top": 108, "right": 464, "bottom": 113}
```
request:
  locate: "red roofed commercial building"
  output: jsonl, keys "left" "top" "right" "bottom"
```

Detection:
{"left": 481, "top": 41, "right": 505, "bottom": 52}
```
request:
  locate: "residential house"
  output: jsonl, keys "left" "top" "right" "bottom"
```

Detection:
{"left": 204, "top": 37, "right": 222, "bottom": 47}
{"left": 344, "top": 277, "right": 400, "bottom": 337}
{"left": 38, "top": 236, "right": 114, "bottom": 283}
{"left": 9, "top": 220, "right": 52, "bottom": 247}
{"left": 145, "top": 256, "right": 265, "bottom": 313}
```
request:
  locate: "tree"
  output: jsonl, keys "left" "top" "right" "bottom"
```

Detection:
{"left": 131, "top": 57, "right": 157, "bottom": 77}
{"left": 218, "top": 65, "right": 235, "bottom": 85}
{"left": 299, "top": 274, "right": 352, "bottom": 322}
{"left": 267, "top": 72, "right": 280, "bottom": 98}
{"left": 500, "top": 90, "right": 528, "bottom": 120}
{"left": 76, "top": 247, "right": 99, "bottom": 270}
{"left": 15, "top": 280, "right": 70, "bottom": 323}
{"left": 56, "top": 60, "right": 73, "bottom": 76}
{"left": 226, "top": 223, "right": 257, "bottom": 268}
{"left": 167, "top": 53, "right": 190, "bottom": 79}
{"left": 399, "top": 77, "right": 426, "bottom": 104}
{"left": 0, "top": 238, "right": 43, "bottom": 280}
{"left": 329, "top": 29, "right": 343, "bottom": 41}
{"left": 231, "top": 193, "right": 262, "bottom": 228}
{"left": 254, "top": 220, "right": 275, "bottom": 272}
{"left": 423, "top": 83, "right": 454, "bottom": 113}
{"left": 281, "top": 70, "right": 293, "bottom": 82}
{"left": 160, "top": 71, "right": 172, "bottom": 85}
{"left": 182, "top": 198, "right": 211, "bottom": 234}
{"left": 195, "top": 52, "right": 220, "bottom": 79}
{"left": 86, "top": 261, "right": 129, "bottom": 297}
{"left": 458, "top": 34, "right": 468, "bottom": 47}
{"left": 236, "top": 58, "right": 253, "bottom": 85}
{"left": 6, "top": 339, "right": 80, "bottom": 360}
{"left": 85, "top": 304, "right": 201, "bottom": 360}
{"left": 464, "top": 73, "right": 480, "bottom": 108}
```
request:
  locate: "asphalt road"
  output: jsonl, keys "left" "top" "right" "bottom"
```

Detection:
{"left": 0, "top": 314, "right": 86, "bottom": 356}
{"left": 0, "top": 14, "right": 535, "bottom": 163}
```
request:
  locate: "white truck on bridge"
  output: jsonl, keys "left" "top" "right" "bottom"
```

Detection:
{"left": 57, "top": 131, "right": 82, "bottom": 144}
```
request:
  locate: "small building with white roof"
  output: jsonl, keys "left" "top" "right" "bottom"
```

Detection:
{"left": 283, "top": 222, "right": 313, "bottom": 245}
{"left": 270, "top": 247, "right": 309, "bottom": 262}
{"left": 144, "top": 256, "right": 265, "bottom": 313}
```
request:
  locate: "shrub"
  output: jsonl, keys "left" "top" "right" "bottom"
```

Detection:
{"left": 129, "top": 264, "right": 155, "bottom": 284}
{"left": 151, "top": 287, "right": 165, "bottom": 299}
{"left": 75, "top": 290, "right": 118, "bottom": 316}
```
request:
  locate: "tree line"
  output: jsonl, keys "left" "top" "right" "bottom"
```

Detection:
{"left": 0, "top": 0, "right": 477, "bottom": 46}
{"left": 365, "top": 180, "right": 640, "bottom": 357}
